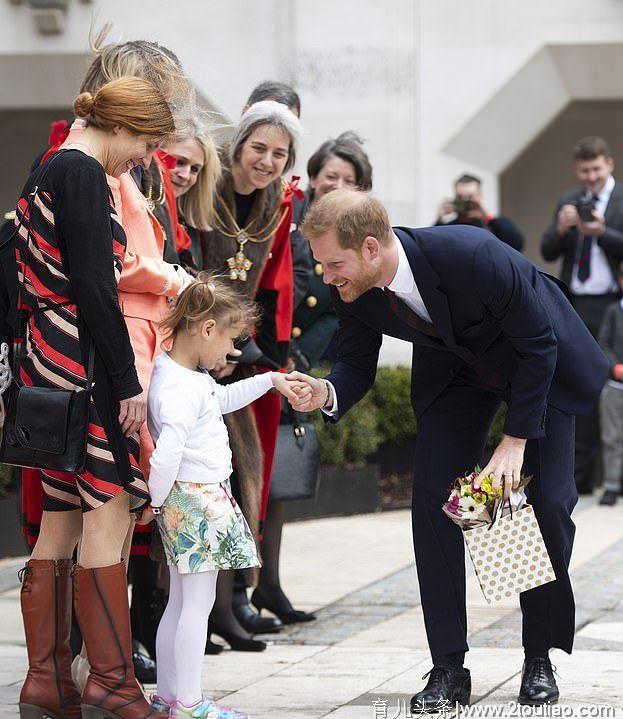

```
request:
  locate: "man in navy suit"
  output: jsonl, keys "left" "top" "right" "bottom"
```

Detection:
{"left": 288, "top": 189, "right": 608, "bottom": 711}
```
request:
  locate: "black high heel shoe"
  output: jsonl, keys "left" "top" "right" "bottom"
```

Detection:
{"left": 204, "top": 637, "right": 224, "bottom": 655}
{"left": 251, "top": 586, "right": 317, "bottom": 625}
{"left": 208, "top": 621, "right": 267, "bottom": 652}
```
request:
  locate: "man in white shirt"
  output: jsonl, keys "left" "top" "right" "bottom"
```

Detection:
{"left": 541, "top": 136, "right": 623, "bottom": 494}
{"left": 288, "top": 188, "right": 608, "bottom": 713}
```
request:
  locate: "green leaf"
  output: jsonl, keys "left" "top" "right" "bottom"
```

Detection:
{"left": 188, "top": 552, "right": 203, "bottom": 573}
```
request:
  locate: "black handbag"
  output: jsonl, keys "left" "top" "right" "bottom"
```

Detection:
{"left": 0, "top": 151, "right": 94, "bottom": 473}
{"left": 269, "top": 405, "right": 320, "bottom": 502}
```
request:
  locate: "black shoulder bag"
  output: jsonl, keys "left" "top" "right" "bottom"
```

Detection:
{"left": 269, "top": 404, "right": 320, "bottom": 502}
{"left": 0, "top": 151, "right": 94, "bottom": 473}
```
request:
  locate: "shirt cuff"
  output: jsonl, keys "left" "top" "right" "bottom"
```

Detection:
{"left": 321, "top": 380, "right": 339, "bottom": 417}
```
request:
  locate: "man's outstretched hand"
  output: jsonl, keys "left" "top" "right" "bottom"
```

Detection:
{"left": 285, "top": 371, "right": 329, "bottom": 412}
{"left": 474, "top": 434, "right": 527, "bottom": 500}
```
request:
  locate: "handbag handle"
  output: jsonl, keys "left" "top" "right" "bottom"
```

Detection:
{"left": 283, "top": 402, "right": 306, "bottom": 449}
{"left": 11, "top": 150, "right": 95, "bottom": 392}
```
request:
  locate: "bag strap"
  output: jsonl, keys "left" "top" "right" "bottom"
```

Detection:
{"left": 12, "top": 149, "right": 95, "bottom": 391}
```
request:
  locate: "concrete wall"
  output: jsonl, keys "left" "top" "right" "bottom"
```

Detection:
{"left": 2, "top": 0, "right": 623, "bottom": 363}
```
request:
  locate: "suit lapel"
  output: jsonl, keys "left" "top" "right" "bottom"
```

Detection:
{"left": 394, "top": 228, "right": 474, "bottom": 364}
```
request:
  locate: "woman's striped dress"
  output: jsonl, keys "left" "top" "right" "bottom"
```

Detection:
{"left": 14, "top": 150, "right": 149, "bottom": 512}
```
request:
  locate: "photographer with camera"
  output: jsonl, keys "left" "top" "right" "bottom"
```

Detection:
{"left": 435, "top": 173, "right": 524, "bottom": 251}
{"left": 541, "top": 135, "right": 623, "bottom": 494}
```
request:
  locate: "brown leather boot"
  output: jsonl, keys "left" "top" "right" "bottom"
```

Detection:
{"left": 19, "top": 559, "right": 82, "bottom": 719}
{"left": 73, "top": 562, "right": 167, "bottom": 719}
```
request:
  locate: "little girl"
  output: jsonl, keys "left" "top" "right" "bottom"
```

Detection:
{"left": 144, "top": 274, "right": 310, "bottom": 719}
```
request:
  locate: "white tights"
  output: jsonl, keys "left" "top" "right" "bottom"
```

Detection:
{"left": 155, "top": 566, "right": 218, "bottom": 705}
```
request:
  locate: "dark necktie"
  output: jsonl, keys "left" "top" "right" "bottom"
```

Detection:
{"left": 577, "top": 193, "right": 600, "bottom": 283}
{"left": 384, "top": 288, "right": 437, "bottom": 337}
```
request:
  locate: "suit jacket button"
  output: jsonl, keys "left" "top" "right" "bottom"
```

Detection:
{"left": 306, "top": 296, "right": 318, "bottom": 308}
{"left": 314, "top": 263, "right": 323, "bottom": 276}
{"left": 292, "top": 326, "right": 302, "bottom": 339}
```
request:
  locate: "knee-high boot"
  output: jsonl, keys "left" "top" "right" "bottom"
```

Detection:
{"left": 73, "top": 562, "right": 166, "bottom": 719}
{"left": 19, "top": 559, "right": 82, "bottom": 719}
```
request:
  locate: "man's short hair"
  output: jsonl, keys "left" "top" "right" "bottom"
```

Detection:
{"left": 246, "top": 81, "right": 301, "bottom": 116}
{"left": 455, "top": 173, "right": 481, "bottom": 186}
{"left": 300, "top": 189, "right": 391, "bottom": 250}
{"left": 573, "top": 136, "right": 612, "bottom": 161}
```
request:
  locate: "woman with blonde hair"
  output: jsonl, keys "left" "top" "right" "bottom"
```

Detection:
{"left": 16, "top": 77, "right": 175, "bottom": 719}
{"left": 167, "top": 126, "right": 221, "bottom": 268}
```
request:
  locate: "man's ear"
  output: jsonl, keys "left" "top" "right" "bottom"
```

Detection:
{"left": 363, "top": 235, "right": 381, "bottom": 260}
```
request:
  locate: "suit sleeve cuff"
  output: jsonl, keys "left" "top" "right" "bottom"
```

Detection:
{"left": 320, "top": 380, "right": 339, "bottom": 417}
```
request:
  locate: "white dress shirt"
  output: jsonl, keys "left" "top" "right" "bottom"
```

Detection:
{"left": 147, "top": 352, "right": 274, "bottom": 506}
{"left": 570, "top": 174, "right": 618, "bottom": 295}
{"left": 323, "top": 233, "right": 430, "bottom": 416}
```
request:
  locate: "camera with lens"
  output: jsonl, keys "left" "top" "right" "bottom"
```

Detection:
{"left": 575, "top": 198, "right": 596, "bottom": 223}
{"left": 453, "top": 196, "right": 477, "bottom": 217}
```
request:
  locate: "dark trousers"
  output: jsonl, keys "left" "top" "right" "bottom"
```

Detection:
{"left": 411, "top": 381, "right": 577, "bottom": 660}
{"left": 571, "top": 293, "right": 617, "bottom": 490}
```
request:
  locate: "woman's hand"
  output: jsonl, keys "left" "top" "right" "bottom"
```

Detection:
{"left": 118, "top": 391, "right": 147, "bottom": 437}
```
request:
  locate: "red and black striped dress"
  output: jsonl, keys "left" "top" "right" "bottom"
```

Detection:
{"left": 15, "top": 149, "right": 149, "bottom": 512}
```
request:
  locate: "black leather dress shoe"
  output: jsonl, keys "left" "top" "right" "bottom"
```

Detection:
{"left": 233, "top": 601, "right": 283, "bottom": 634}
{"left": 518, "top": 658, "right": 559, "bottom": 705}
{"left": 410, "top": 667, "right": 471, "bottom": 713}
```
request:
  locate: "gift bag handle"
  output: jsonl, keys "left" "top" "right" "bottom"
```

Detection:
{"left": 488, "top": 497, "right": 513, "bottom": 530}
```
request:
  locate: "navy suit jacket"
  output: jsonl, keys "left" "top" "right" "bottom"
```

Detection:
{"left": 326, "top": 225, "right": 609, "bottom": 439}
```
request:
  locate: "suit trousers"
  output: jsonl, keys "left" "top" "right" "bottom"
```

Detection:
{"left": 411, "top": 380, "right": 577, "bottom": 660}
{"left": 570, "top": 292, "right": 617, "bottom": 490}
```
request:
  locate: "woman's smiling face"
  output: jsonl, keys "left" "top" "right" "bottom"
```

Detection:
{"left": 168, "top": 137, "right": 205, "bottom": 198}
{"left": 235, "top": 124, "right": 291, "bottom": 190}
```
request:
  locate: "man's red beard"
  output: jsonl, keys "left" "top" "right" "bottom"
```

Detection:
{"left": 331, "top": 266, "right": 381, "bottom": 303}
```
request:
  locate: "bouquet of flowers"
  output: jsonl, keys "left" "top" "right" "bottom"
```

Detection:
{"left": 443, "top": 468, "right": 531, "bottom": 530}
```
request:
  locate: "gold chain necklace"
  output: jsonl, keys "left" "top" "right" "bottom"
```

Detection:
{"left": 214, "top": 193, "right": 286, "bottom": 282}
{"left": 145, "top": 163, "right": 166, "bottom": 212}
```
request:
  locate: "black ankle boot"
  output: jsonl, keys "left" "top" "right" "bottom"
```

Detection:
{"left": 410, "top": 667, "right": 471, "bottom": 713}
{"left": 518, "top": 658, "right": 559, "bottom": 705}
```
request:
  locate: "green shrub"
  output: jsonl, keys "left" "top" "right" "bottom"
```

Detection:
{"left": 310, "top": 391, "right": 381, "bottom": 467}
{"left": 369, "top": 366, "right": 417, "bottom": 445}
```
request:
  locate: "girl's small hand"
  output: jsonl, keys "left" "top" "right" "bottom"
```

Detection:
{"left": 271, "top": 372, "right": 313, "bottom": 404}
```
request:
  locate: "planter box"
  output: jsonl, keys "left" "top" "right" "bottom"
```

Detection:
{"left": 283, "top": 464, "right": 380, "bottom": 521}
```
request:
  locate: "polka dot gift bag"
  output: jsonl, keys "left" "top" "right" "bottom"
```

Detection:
{"left": 464, "top": 500, "right": 555, "bottom": 603}
{"left": 443, "top": 469, "right": 555, "bottom": 604}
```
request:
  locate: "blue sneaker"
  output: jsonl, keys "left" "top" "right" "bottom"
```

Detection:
{"left": 174, "top": 696, "right": 248, "bottom": 719}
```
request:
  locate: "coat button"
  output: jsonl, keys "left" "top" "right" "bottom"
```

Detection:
{"left": 314, "top": 263, "right": 323, "bottom": 276}
{"left": 292, "top": 326, "right": 302, "bottom": 339}
{"left": 306, "top": 296, "right": 318, "bottom": 308}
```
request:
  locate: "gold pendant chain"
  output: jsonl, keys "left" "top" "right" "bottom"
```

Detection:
{"left": 214, "top": 192, "right": 287, "bottom": 282}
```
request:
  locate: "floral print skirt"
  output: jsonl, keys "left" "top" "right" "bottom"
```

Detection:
{"left": 156, "top": 479, "right": 260, "bottom": 574}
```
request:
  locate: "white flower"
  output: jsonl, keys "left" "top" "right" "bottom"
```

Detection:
{"left": 458, "top": 496, "right": 486, "bottom": 518}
